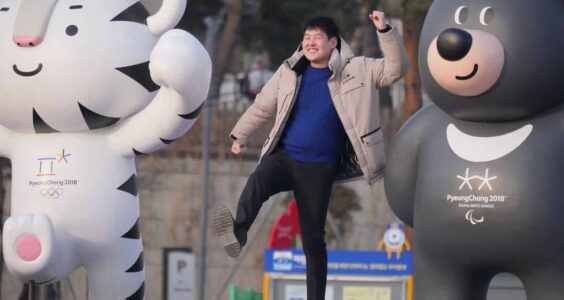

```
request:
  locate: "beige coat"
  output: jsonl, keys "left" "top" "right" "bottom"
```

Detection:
{"left": 230, "top": 27, "right": 408, "bottom": 184}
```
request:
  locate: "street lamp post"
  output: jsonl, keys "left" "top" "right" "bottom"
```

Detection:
{"left": 197, "top": 14, "right": 223, "bottom": 300}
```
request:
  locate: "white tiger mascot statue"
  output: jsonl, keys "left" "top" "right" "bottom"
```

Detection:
{"left": 0, "top": 0, "right": 211, "bottom": 298}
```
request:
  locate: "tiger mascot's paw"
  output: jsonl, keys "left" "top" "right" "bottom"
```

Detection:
{"left": 149, "top": 29, "right": 212, "bottom": 99}
{"left": 2, "top": 214, "right": 59, "bottom": 283}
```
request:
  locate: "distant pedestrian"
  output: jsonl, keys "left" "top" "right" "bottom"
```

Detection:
{"left": 241, "top": 57, "right": 274, "bottom": 101}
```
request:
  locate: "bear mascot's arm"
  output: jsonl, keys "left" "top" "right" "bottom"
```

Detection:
{"left": 384, "top": 105, "right": 437, "bottom": 227}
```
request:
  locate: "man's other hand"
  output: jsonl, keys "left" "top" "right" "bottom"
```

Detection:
{"left": 231, "top": 142, "right": 246, "bottom": 155}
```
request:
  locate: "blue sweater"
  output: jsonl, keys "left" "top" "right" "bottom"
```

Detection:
{"left": 279, "top": 65, "right": 346, "bottom": 163}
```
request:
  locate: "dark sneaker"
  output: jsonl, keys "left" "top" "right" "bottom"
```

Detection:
{"left": 213, "top": 204, "right": 241, "bottom": 258}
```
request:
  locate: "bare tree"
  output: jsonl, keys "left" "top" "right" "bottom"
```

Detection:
{"left": 208, "top": 0, "right": 244, "bottom": 102}
{"left": 399, "top": 0, "right": 432, "bottom": 121}
{"left": 349, "top": 0, "right": 372, "bottom": 56}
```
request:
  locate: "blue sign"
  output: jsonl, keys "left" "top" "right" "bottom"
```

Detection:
{"left": 264, "top": 250, "right": 413, "bottom": 276}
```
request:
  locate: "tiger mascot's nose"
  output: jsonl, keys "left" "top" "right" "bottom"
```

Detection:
{"left": 13, "top": 36, "right": 43, "bottom": 47}
{"left": 12, "top": 0, "right": 57, "bottom": 48}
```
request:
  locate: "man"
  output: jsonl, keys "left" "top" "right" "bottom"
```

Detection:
{"left": 214, "top": 11, "right": 408, "bottom": 300}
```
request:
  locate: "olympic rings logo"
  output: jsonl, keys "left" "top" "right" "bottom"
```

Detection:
{"left": 40, "top": 188, "right": 64, "bottom": 199}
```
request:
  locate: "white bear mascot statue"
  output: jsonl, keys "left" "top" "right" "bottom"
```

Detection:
{"left": 0, "top": 0, "right": 211, "bottom": 299}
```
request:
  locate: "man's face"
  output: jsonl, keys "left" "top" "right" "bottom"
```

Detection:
{"left": 301, "top": 28, "right": 337, "bottom": 67}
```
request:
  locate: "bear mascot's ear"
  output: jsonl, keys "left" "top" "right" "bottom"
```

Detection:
{"left": 141, "top": 0, "right": 186, "bottom": 36}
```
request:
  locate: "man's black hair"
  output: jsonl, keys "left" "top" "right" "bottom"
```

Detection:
{"left": 304, "top": 16, "right": 340, "bottom": 39}
{"left": 303, "top": 16, "right": 341, "bottom": 52}
{"left": 294, "top": 16, "right": 342, "bottom": 74}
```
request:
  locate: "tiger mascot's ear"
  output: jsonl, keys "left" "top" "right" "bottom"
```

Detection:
{"left": 141, "top": 0, "right": 186, "bottom": 36}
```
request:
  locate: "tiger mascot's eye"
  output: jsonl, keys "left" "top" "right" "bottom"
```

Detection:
{"left": 66, "top": 25, "right": 78, "bottom": 36}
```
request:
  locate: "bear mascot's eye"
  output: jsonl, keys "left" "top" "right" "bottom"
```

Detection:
{"left": 455, "top": 6, "right": 469, "bottom": 25}
{"left": 480, "top": 7, "right": 494, "bottom": 25}
{"left": 66, "top": 25, "right": 78, "bottom": 36}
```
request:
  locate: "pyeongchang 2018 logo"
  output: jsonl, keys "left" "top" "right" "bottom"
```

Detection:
{"left": 446, "top": 168, "right": 508, "bottom": 225}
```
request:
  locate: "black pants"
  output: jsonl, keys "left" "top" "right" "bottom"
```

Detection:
{"left": 234, "top": 151, "right": 336, "bottom": 300}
